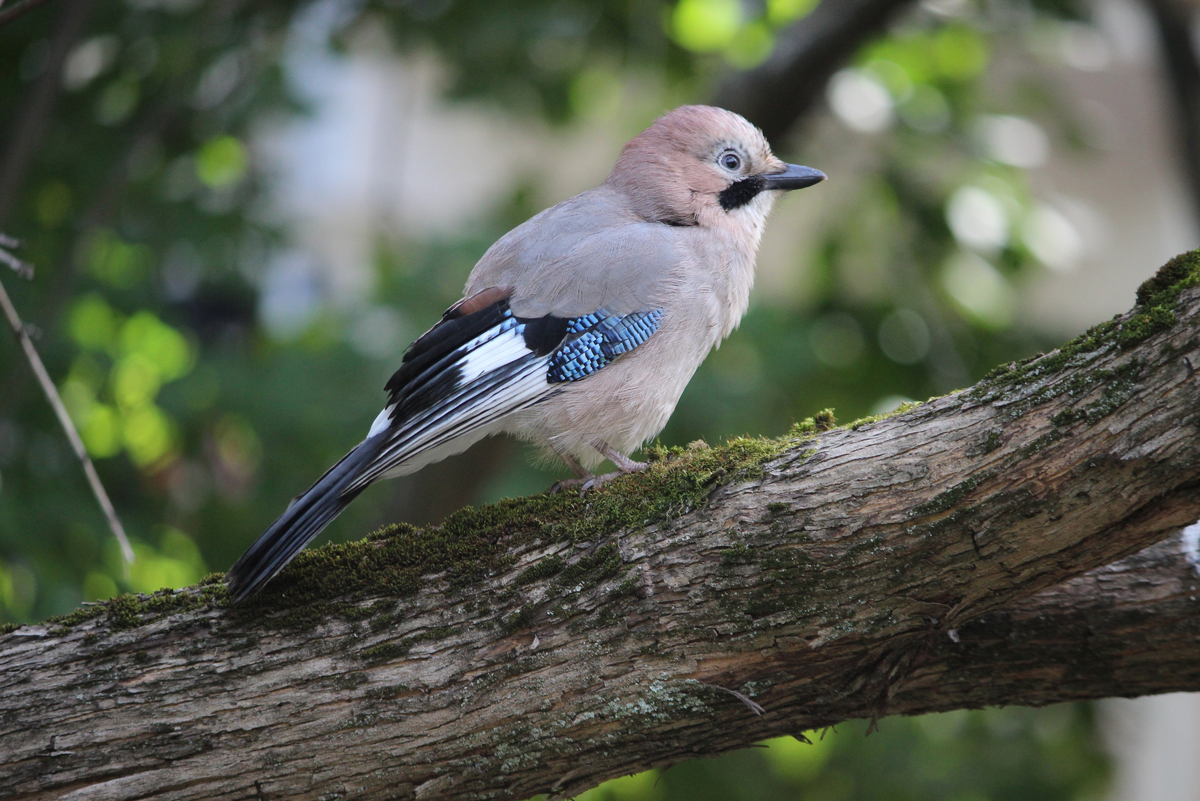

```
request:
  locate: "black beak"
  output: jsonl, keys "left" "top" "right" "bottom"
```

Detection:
{"left": 762, "top": 164, "right": 826, "bottom": 191}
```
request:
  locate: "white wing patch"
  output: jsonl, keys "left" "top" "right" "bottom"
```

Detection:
{"left": 458, "top": 325, "right": 537, "bottom": 383}
{"left": 1183, "top": 522, "right": 1200, "bottom": 577}
{"left": 351, "top": 321, "right": 556, "bottom": 490}
{"left": 368, "top": 404, "right": 397, "bottom": 438}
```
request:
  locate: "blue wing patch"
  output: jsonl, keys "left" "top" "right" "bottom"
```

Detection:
{"left": 548, "top": 309, "right": 664, "bottom": 384}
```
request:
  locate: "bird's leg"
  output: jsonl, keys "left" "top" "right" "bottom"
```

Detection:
{"left": 593, "top": 440, "right": 648, "bottom": 474}
{"left": 569, "top": 440, "right": 649, "bottom": 494}
{"left": 547, "top": 441, "right": 647, "bottom": 496}
{"left": 548, "top": 448, "right": 595, "bottom": 495}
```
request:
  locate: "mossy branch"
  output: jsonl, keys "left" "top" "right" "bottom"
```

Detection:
{"left": 4, "top": 253, "right": 1200, "bottom": 801}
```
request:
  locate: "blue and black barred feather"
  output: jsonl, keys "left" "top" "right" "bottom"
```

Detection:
{"left": 545, "top": 309, "right": 664, "bottom": 383}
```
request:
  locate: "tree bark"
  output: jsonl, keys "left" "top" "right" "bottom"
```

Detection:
{"left": 3, "top": 256, "right": 1200, "bottom": 800}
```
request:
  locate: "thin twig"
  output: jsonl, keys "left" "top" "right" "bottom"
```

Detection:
{"left": 0, "top": 237, "right": 134, "bottom": 563}
{"left": 0, "top": 0, "right": 58, "bottom": 29}
{"left": 704, "top": 683, "right": 766, "bottom": 716}
{"left": 0, "top": 234, "right": 33, "bottom": 279}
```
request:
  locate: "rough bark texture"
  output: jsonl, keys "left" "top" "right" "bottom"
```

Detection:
{"left": 3, "top": 254, "right": 1200, "bottom": 800}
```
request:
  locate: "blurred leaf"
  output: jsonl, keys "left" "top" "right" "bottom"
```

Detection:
{"left": 196, "top": 136, "right": 248, "bottom": 188}
{"left": 671, "top": 0, "right": 743, "bottom": 53}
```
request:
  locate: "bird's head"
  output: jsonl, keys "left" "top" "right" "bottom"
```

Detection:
{"left": 606, "top": 105, "right": 825, "bottom": 231}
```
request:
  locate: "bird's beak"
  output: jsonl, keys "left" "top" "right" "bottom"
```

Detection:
{"left": 762, "top": 164, "right": 826, "bottom": 191}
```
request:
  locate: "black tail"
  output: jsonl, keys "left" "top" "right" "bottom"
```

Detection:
{"left": 226, "top": 437, "right": 386, "bottom": 602}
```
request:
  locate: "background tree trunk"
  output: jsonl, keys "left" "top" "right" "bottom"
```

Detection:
{"left": 3, "top": 256, "right": 1200, "bottom": 800}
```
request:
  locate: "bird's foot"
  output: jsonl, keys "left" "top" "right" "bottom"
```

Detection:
{"left": 548, "top": 461, "right": 648, "bottom": 497}
{"left": 547, "top": 472, "right": 620, "bottom": 497}
{"left": 549, "top": 476, "right": 588, "bottom": 495}
{"left": 593, "top": 440, "right": 648, "bottom": 474}
{"left": 548, "top": 441, "right": 648, "bottom": 496}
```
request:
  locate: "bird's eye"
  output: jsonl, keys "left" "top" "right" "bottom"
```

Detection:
{"left": 719, "top": 151, "right": 742, "bottom": 172}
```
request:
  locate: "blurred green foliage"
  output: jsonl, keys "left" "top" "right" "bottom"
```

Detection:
{"left": 0, "top": 0, "right": 1116, "bottom": 797}
{"left": 562, "top": 707, "right": 1108, "bottom": 801}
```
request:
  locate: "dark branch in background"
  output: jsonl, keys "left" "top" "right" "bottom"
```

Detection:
{"left": 1145, "top": 0, "right": 1200, "bottom": 225}
{"left": 716, "top": 0, "right": 1200, "bottom": 236}
{"left": 0, "top": 0, "right": 58, "bottom": 29}
{"left": 0, "top": 0, "right": 90, "bottom": 226}
{"left": 0, "top": 236, "right": 133, "bottom": 563}
{"left": 714, "top": 0, "right": 919, "bottom": 143}
{"left": 0, "top": 0, "right": 90, "bottom": 418}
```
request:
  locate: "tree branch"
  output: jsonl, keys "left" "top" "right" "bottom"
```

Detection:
{"left": 0, "top": 0, "right": 58, "bottom": 29}
{"left": 1144, "top": 0, "right": 1200, "bottom": 225}
{"left": 0, "top": 0, "right": 60, "bottom": 29}
{"left": 894, "top": 535, "right": 1200, "bottom": 714}
{"left": 0, "top": 0, "right": 90, "bottom": 226}
{"left": 3, "top": 252, "right": 1200, "bottom": 800}
{"left": 714, "top": 0, "right": 918, "bottom": 143}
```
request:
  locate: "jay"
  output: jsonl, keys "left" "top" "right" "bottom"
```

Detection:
{"left": 227, "top": 105, "right": 825, "bottom": 601}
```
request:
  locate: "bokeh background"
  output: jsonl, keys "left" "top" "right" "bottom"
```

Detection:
{"left": 2, "top": 0, "right": 1199, "bottom": 797}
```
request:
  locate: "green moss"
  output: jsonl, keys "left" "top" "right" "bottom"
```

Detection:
{"left": 1135, "top": 249, "right": 1200, "bottom": 307}
{"left": 515, "top": 554, "right": 565, "bottom": 585}
{"left": 1051, "top": 407, "right": 1084, "bottom": 427}
{"left": 41, "top": 580, "right": 233, "bottom": 639}
{"left": 847, "top": 401, "right": 920, "bottom": 431}
{"left": 1049, "top": 360, "right": 1142, "bottom": 428}
{"left": 789, "top": 408, "right": 837, "bottom": 436}
{"left": 976, "top": 430, "right": 1002, "bottom": 455}
{"left": 553, "top": 544, "right": 621, "bottom": 591}
{"left": 35, "top": 436, "right": 794, "bottom": 638}
{"left": 973, "top": 250, "right": 1200, "bottom": 403}
{"left": 364, "top": 683, "right": 410, "bottom": 700}
{"left": 45, "top": 604, "right": 105, "bottom": 628}
{"left": 107, "top": 594, "right": 143, "bottom": 630}
{"left": 0, "top": 623, "right": 17, "bottom": 635}
{"left": 360, "top": 625, "right": 459, "bottom": 663}
{"left": 341, "top": 604, "right": 376, "bottom": 621}
{"left": 1017, "top": 430, "right": 1064, "bottom": 461}
{"left": 225, "top": 436, "right": 786, "bottom": 628}
{"left": 327, "top": 673, "right": 368, "bottom": 690}
{"left": 721, "top": 543, "right": 752, "bottom": 565}
{"left": 1116, "top": 305, "right": 1175, "bottom": 346}
{"left": 913, "top": 471, "right": 994, "bottom": 517}
{"left": 142, "top": 586, "right": 216, "bottom": 616}
{"left": 738, "top": 547, "right": 821, "bottom": 619}
{"left": 501, "top": 606, "right": 536, "bottom": 634}
{"left": 813, "top": 408, "right": 837, "bottom": 431}
{"left": 361, "top": 642, "right": 409, "bottom": 665}
{"left": 609, "top": 573, "right": 640, "bottom": 600}
{"left": 262, "top": 601, "right": 344, "bottom": 631}
{"left": 370, "top": 612, "right": 402, "bottom": 631}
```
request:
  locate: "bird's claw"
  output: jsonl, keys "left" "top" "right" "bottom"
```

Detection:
{"left": 548, "top": 463, "right": 649, "bottom": 497}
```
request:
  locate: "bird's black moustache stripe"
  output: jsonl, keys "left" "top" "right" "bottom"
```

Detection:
{"left": 718, "top": 175, "right": 766, "bottom": 211}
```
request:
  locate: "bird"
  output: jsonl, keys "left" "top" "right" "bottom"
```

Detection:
{"left": 226, "top": 105, "right": 825, "bottom": 602}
